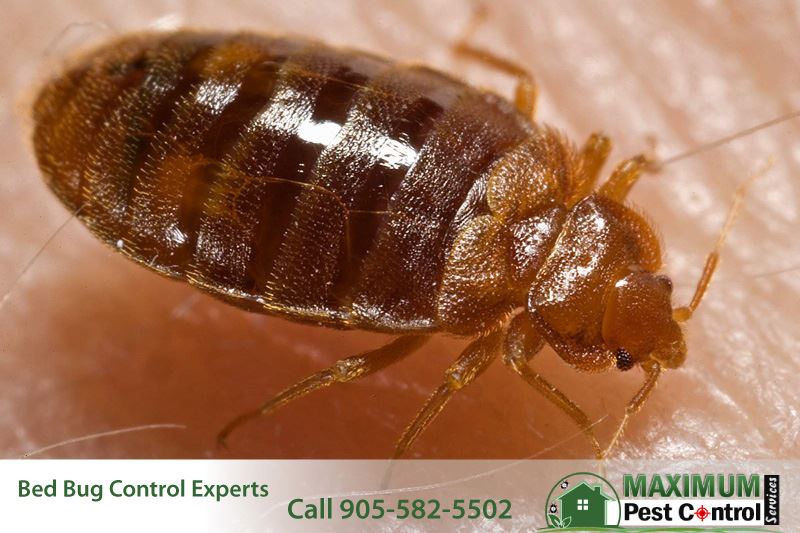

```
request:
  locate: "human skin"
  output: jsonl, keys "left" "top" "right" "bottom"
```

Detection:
{"left": 1, "top": 0, "right": 798, "bottom": 459}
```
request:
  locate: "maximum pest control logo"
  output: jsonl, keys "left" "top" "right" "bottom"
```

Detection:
{"left": 545, "top": 472, "right": 780, "bottom": 530}
{"left": 545, "top": 473, "right": 621, "bottom": 528}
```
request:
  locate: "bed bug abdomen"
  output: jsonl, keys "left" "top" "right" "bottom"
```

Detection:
{"left": 33, "top": 31, "right": 532, "bottom": 331}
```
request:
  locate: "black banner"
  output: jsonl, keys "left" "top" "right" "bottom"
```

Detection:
{"left": 764, "top": 474, "right": 779, "bottom": 526}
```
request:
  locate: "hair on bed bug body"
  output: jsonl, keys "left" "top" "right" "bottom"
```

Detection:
{"left": 31, "top": 9, "right": 778, "bottom": 459}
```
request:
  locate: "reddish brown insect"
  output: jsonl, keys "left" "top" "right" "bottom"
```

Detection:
{"left": 31, "top": 16, "right": 756, "bottom": 458}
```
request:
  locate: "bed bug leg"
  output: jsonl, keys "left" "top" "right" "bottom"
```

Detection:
{"left": 392, "top": 330, "right": 503, "bottom": 458}
{"left": 598, "top": 154, "right": 650, "bottom": 202}
{"left": 602, "top": 360, "right": 661, "bottom": 458}
{"left": 568, "top": 132, "right": 613, "bottom": 205}
{"left": 217, "top": 334, "right": 429, "bottom": 448}
{"left": 453, "top": 3, "right": 538, "bottom": 117}
{"left": 501, "top": 314, "right": 603, "bottom": 458}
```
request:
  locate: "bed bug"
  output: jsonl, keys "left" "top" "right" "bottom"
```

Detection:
{"left": 31, "top": 14, "right": 759, "bottom": 459}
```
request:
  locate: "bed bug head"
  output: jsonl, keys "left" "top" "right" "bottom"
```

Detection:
{"left": 602, "top": 266, "right": 686, "bottom": 370}
{"left": 597, "top": 158, "right": 764, "bottom": 372}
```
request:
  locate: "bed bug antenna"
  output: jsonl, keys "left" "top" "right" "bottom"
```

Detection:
{"left": 672, "top": 157, "right": 774, "bottom": 323}
{"left": 648, "top": 110, "right": 799, "bottom": 171}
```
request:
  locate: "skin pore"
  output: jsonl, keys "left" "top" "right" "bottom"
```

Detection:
{"left": 1, "top": 0, "right": 798, "bottom": 459}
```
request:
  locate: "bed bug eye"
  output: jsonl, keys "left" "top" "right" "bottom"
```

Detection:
{"left": 615, "top": 348, "right": 634, "bottom": 371}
